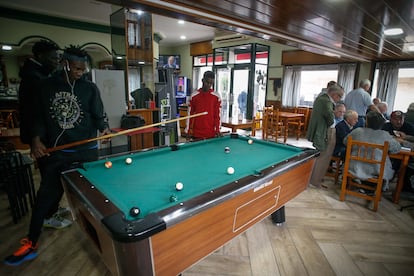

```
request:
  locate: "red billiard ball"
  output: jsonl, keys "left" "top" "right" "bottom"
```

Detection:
{"left": 104, "top": 161, "right": 112, "bottom": 168}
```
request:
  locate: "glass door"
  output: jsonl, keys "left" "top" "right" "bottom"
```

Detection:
{"left": 231, "top": 67, "right": 250, "bottom": 120}
{"left": 215, "top": 67, "right": 231, "bottom": 122}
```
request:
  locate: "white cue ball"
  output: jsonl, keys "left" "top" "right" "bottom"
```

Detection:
{"left": 248, "top": 139, "right": 253, "bottom": 144}
{"left": 175, "top": 182, "right": 184, "bottom": 191}
{"left": 227, "top": 167, "right": 235, "bottom": 175}
{"left": 125, "top": 157, "right": 132, "bottom": 164}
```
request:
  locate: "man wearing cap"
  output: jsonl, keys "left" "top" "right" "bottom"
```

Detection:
{"left": 344, "top": 79, "right": 378, "bottom": 128}
{"left": 382, "top": 110, "right": 414, "bottom": 137}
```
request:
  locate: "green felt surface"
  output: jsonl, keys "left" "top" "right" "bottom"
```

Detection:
{"left": 79, "top": 136, "right": 302, "bottom": 219}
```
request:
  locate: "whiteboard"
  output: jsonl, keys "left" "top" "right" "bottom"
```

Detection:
{"left": 92, "top": 69, "right": 127, "bottom": 148}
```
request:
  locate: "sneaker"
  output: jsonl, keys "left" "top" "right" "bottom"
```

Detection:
{"left": 43, "top": 214, "right": 72, "bottom": 229}
{"left": 56, "top": 206, "right": 71, "bottom": 217}
{"left": 358, "top": 188, "right": 375, "bottom": 196}
{"left": 4, "top": 238, "right": 38, "bottom": 266}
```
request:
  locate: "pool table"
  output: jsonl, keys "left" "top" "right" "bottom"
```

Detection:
{"left": 61, "top": 134, "right": 318, "bottom": 276}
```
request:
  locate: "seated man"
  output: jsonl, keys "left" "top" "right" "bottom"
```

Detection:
{"left": 344, "top": 111, "right": 401, "bottom": 191}
{"left": 382, "top": 110, "right": 414, "bottom": 137}
{"left": 333, "top": 110, "right": 358, "bottom": 158}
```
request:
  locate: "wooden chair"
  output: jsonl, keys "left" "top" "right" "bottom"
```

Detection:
{"left": 289, "top": 107, "right": 309, "bottom": 140}
{"left": 339, "top": 136, "right": 389, "bottom": 212}
{"left": 325, "top": 156, "right": 343, "bottom": 185}
{"left": 262, "top": 108, "right": 284, "bottom": 142}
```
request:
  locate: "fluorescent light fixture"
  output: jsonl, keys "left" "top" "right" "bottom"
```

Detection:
{"left": 324, "top": 51, "right": 341, "bottom": 58}
{"left": 178, "top": 20, "right": 185, "bottom": 24}
{"left": 384, "top": 28, "right": 404, "bottom": 36}
{"left": 2, "top": 45, "right": 12, "bottom": 50}
{"left": 408, "top": 45, "right": 414, "bottom": 52}
{"left": 180, "top": 35, "right": 186, "bottom": 40}
{"left": 116, "top": 56, "right": 123, "bottom": 60}
{"left": 130, "top": 9, "right": 143, "bottom": 15}
{"left": 138, "top": 61, "right": 145, "bottom": 64}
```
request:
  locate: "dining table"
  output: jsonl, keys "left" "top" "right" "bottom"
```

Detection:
{"left": 389, "top": 148, "right": 414, "bottom": 203}
{"left": 278, "top": 112, "right": 304, "bottom": 143}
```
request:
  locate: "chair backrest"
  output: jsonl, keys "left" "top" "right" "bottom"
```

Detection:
{"left": 343, "top": 136, "right": 389, "bottom": 181}
{"left": 262, "top": 108, "right": 281, "bottom": 141}
{"left": 340, "top": 136, "right": 389, "bottom": 211}
{"left": 294, "top": 107, "right": 309, "bottom": 125}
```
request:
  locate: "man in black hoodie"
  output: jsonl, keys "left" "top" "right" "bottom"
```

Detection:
{"left": 5, "top": 45, "right": 110, "bottom": 266}
{"left": 18, "top": 40, "right": 60, "bottom": 144}
{"left": 18, "top": 40, "right": 73, "bottom": 230}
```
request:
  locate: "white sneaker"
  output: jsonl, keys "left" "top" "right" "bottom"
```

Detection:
{"left": 43, "top": 214, "right": 72, "bottom": 229}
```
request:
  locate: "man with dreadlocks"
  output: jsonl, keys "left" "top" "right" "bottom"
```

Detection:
{"left": 4, "top": 45, "right": 110, "bottom": 266}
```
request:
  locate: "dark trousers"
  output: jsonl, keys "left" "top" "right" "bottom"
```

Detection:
{"left": 28, "top": 149, "right": 98, "bottom": 243}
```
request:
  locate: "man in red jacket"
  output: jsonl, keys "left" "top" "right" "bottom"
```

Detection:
{"left": 187, "top": 71, "right": 221, "bottom": 139}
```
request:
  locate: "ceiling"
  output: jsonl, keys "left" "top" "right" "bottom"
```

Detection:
{"left": 1, "top": 0, "right": 414, "bottom": 62}
{"left": 96, "top": 0, "right": 414, "bottom": 62}
{"left": 0, "top": 0, "right": 216, "bottom": 51}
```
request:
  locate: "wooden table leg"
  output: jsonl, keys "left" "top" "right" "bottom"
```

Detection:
{"left": 392, "top": 155, "right": 409, "bottom": 203}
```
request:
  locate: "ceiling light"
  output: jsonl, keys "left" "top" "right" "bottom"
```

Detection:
{"left": 384, "top": 28, "right": 404, "bottom": 36}
{"left": 180, "top": 35, "right": 186, "bottom": 40}
{"left": 2, "top": 45, "right": 12, "bottom": 50}
{"left": 178, "top": 20, "right": 185, "bottom": 24}
{"left": 129, "top": 9, "right": 143, "bottom": 15}
{"left": 408, "top": 45, "right": 414, "bottom": 52}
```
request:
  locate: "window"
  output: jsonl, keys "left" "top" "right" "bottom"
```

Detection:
{"left": 372, "top": 67, "right": 414, "bottom": 111}
{"left": 298, "top": 66, "right": 338, "bottom": 107}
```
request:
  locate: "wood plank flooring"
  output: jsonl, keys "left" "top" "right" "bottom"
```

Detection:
{"left": 0, "top": 137, "right": 413, "bottom": 276}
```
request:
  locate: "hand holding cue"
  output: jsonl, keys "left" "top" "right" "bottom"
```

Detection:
{"left": 45, "top": 111, "right": 208, "bottom": 153}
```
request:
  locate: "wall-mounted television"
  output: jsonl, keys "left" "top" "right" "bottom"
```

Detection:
{"left": 158, "top": 55, "right": 180, "bottom": 70}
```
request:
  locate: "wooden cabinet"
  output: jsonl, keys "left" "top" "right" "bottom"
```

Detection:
{"left": 127, "top": 108, "right": 159, "bottom": 150}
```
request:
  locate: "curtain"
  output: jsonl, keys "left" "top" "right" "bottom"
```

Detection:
{"left": 337, "top": 63, "right": 356, "bottom": 93}
{"left": 376, "top": 61, "right": 399, "bottom": 108}
{"left": 282, "top": 66, "right": 301, "bottom": 107}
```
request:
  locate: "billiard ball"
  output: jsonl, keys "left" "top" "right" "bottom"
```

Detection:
{"left": 125, "top": 157, "right": 132, "bottom": 164}
{"left": 129, "top": 207, "right": 140, "bottom": 217}
{"left": 227, "top": 166, "right": 235, "bottom": 175}
{"left": 224, "top": 146, "right": 230, "bottom": 153}
{"left": 248, "top": 139, "right": 253, "bottom": 144}
{"left": 169, "top": 194, "right": 178, "bottom": 202}
{"left": 104, "top": 161, "right": 112, "bottom": 168}
{"left": 175, "top": 182, "right": 184, "bottom": 191}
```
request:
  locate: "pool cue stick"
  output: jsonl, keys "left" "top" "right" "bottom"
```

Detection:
{"left": 45, "top": 111, "right": 208, "bottom": 153}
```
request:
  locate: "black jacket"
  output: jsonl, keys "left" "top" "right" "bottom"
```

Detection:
{"left": 18, "top": 58, "right": 54, "bottom": 144}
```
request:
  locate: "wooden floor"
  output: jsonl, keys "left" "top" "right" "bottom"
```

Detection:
{"left": 1, "top": 137, "right": 414, "bottom": 276}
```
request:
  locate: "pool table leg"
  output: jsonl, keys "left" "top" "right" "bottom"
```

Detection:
{"left": 271, "top": 206, "right": 285, "bottom": 225}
